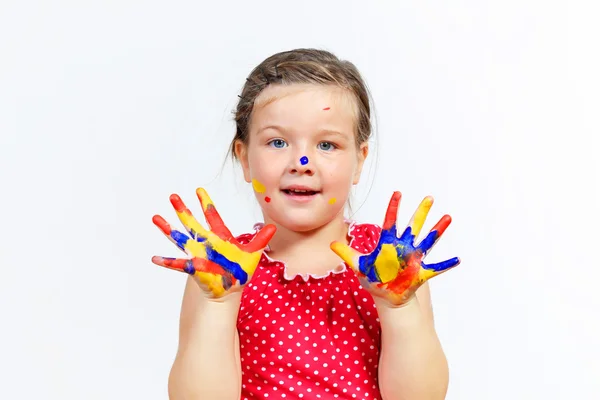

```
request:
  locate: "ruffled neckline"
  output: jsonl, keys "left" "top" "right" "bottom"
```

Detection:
{"left": 251, "top": 219, "right": 361, "bottom": 283}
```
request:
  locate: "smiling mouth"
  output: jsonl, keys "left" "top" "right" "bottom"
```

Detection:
{"left": 282, "top": 189, "right": 320, "bottom": 196}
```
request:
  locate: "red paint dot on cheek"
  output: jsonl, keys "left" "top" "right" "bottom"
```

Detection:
{"left": 265, "top": 196, "right": 271, "bottom": 203}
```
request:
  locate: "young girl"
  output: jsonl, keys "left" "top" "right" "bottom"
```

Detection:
{"left": 151, "top": 48, "right": 460, "bottom": 400}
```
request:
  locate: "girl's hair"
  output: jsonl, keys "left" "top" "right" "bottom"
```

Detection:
{"left": 228, "top": 48, "right": 373, "bottom": 160}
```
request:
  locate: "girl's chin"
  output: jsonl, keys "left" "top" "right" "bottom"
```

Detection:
{"left": 267, "top": 210, "right": 344, "bottom": 233}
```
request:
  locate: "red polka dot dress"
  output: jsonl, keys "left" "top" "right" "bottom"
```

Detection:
{"left": 236, "top": 221, "right": 383, "bottom": 400}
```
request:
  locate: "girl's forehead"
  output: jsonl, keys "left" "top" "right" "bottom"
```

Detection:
{"left": 252, "top": 84, "right": 358, "bottom": 130}
{"left": 255, "top": 83, "right": 353, "bottom": 107}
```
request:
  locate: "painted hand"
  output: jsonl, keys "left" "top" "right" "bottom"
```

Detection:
{"left": 331, "top": 192, "right": 460, "bottom": 306}
{"left": 151, "top": 188, "right": 276, "bottom": 299}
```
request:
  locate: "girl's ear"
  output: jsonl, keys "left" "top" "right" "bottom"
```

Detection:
{"left": 234, "top": 140, "right": 252, "bottom": 183}
{"left": 353, "top": 142, "right": 369, "bottom": 185}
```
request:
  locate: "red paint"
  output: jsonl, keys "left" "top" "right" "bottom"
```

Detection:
{"left": 382, "top": 192, "right": 402, "bottom": 230}
{"left": 203, "top": 203, "right": 234, "bottom": 238}
{"left": 265, "top": 196, "right": 271, "bottom": 203}
{"left": 323, "top": 107, "right": 330, "bottom": 110}
{"left": 170, "top": 194, "right": 191, "bottom": 215}
{"left": 194, "top": 257, "right": 228, "bottom": 275}
{"left": 152, "top": 215, "right": 172, "bottom": 235}
{"left": 431, "top": 214, "right": 451, "bottom": 236}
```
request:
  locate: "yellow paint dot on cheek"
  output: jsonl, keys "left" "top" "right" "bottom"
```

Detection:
{"left": 328, "top": 198, "right": 337, "bottom": 205}
{"left": 252, "top": 179, "right": 266, "bottom": 193}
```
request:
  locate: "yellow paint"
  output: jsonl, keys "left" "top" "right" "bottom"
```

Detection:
{"left": 409, "top": 197, "right": 433, "bottom": 237}
{"left": 196, "top": 187, "right": 214, "bottom": 212}
{"left": 328, "top": 197, "right": 337, "bottom": 205}
{"left": 373, "top": 243, "right": 399, "bottom": 283}
{"left": 196, "top": 271, "right": 226, "bottom": 297}
{"left": 183, "top": 240, "right": 208, "bottom": 259}
{"left": 419, "top": 267, "right": 438, "bottom": 281}
{"left": 252, "top": 179, "right": 266, "bottom": 193}
{"left": 175, "top": 209, "right": 208, "bottom": 240}
{"left": 330, "top": 241, "right": 359, "bottom": 269}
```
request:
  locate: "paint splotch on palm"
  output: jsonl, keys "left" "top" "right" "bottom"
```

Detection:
{"left": 152, "top": 188, "right": 276, "bottom": 298}
{"left": 331, "top": 192, "right": 460, "bottom": 306}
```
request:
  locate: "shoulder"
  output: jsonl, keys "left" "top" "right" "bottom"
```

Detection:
{"left": 235, "top": 223, "right": 266, "bottom": 245}
{"left": 347, "top": 220, "right": 381, "bottom": 253}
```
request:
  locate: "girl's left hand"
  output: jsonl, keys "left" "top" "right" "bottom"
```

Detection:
{"left": 331, "top": 192, "right": 461, "bottom": 306}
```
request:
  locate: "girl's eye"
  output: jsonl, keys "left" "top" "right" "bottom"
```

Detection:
{"left": 268, "top": 139, "right": 288, "bottom": 149}
{"left": 318, "top": 142, "right": 336, "bottom": 151}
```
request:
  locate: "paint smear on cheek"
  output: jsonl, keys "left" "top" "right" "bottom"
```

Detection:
{"left": 252, "top": 179, "right": 266, "bottom": 193}
{"left": 328, "top": 198, "right": 337, "bottom": 205}
{"left": 265, "top": 196, "right": 271, "bottom": 203}
{"left": 323, "top": 107, "right": 330, "bottom": 111}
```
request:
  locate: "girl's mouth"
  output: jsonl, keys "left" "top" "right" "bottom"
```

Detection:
{"left": 282, "top": 189, "right": 319, "bottom": 196}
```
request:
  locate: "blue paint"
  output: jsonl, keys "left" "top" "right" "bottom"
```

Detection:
{"left": 399, "top": 226, "right": 415, "bottom": 243}
{"left": 170, "top": 230, "right": 190, "bottom": 251}
{"left": 300, "top": 156, "right": 309, "bottom": 165}
{"left": 205, "top": 246, "right": 249, "bottom": 284}
{"left": 422, "top": 257, "right": 460, "bottom": 272}
{"left": 380, "top": 228, "right": 398, "bottom": 244}
{"left": 187, "top": 229, "right": 206, "bottom": 242}
{"left": 359, "top": 227, "right": 396, "bottom": 282}
{"left": 221, "top": 274, "right": 233, "bottom": 290}
{"left": 417, "top": 230, "right": 439, "bottom": 254}
{"left": 183, "top": 260, "right": 196, "bottom": 274}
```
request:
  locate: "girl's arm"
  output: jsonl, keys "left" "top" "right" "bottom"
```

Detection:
{"left": 168, "top": 276, "right": 242, "bottom": 400}
{"left": 376, "top": 282, "right": 449, "bottom": 400}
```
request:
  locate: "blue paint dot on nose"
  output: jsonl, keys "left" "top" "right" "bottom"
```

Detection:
{"left": 300, "top": 156, "right": 309, "bottom": 165}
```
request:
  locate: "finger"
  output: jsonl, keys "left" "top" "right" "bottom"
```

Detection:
{"left": 151, "top": 256, "right": 235, "bottom": 297}
{"left": 152, "top": 214, "right": 193, "bottom": 251}
{"left": 419, "top": 257, "right": 461, "bottom": 281}
{"left": 416, "top": 214, "right": 452, "bottom": 255}
{"left": 382, "top": 192, "right": 401, "bottom": 234}
{"left": 169, "top": 194, "right": 210, "bottom": 242}
{"left": 151, "top": 256, "right": 196, "bottom": 274}
{"left": 330, "top": 241, "right": 362, "bottom": 270}
{"left": 406, "top": 196, "right": 434, "bottom": 239}
{"left": 196, "top": 187, "right": 233, "bottom": 240}
{"left": 243, "top": 223, "right": 277, "bottom": 253}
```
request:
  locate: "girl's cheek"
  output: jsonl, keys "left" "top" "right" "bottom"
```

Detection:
{"left": 252, "top": 178, "right": 273, "bottom": 204}
{"left": 252, "top": 178, "right": 266, "bottom": 193}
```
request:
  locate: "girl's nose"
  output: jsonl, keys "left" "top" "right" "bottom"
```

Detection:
{"left": 289, "top": 155, "right": 314, "bottom": 176}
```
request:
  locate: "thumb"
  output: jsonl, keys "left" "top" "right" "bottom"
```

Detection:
{"left": 245, "top": 224, "right": 277, "bottom": 253}
{"left": 330, "top": 241, "right": 362, "bottom": 270}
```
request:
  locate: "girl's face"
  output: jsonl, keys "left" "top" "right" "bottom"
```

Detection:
{"left": 236, "top": 84, "right": 368, "bottom": 232}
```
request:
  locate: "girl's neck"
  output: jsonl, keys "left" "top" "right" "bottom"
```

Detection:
{"left": 264, "top": 214, "right": 350, "bottom": 259}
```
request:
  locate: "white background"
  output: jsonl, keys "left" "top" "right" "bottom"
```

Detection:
{"left": 1, "top": 1, "right": 598, "bottom": 399}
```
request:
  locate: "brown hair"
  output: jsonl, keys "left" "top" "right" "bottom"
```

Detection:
{"left": 228, "top": 48, "right": 373, "bottom": 160}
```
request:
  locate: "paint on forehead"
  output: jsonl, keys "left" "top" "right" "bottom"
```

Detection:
{"left": 252, "top": 178, "right": 266, "bottom": 193}
{"left": 328, "top": 198, "right": 337, "bottom": 205}
{"left": 300, "top": 156, "right": 309, "bottom": 165}
{"left": 323, "top": 107, "right": 330, "bottom": 111}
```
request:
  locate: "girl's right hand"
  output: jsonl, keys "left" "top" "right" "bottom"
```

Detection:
{"left": 151, "top": 187, "right": 276, "bottom": 300}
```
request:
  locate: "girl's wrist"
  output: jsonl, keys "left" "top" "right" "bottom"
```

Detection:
{"left": 374, "top": 295, "right": 429, "bottom": 330}
{"left": 199, "top": 292, "right": 242, "bottom": 325}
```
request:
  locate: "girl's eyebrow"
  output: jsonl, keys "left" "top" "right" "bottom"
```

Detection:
{"left": 258, "top": 125, "right": 348, "bottom": 138}
{"left": 257, "top": 125, "right": 286, "bottom": 135}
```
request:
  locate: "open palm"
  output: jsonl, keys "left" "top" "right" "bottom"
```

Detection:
{"left": 331, "top": 192, "right": 460, "bottom": 306}
{"left": 151, "top": 188, "right": 276, "bottom": 298}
